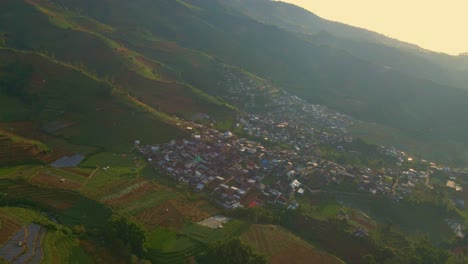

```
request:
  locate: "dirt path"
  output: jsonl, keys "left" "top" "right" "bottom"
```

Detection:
{"left": 83, "top": 167, "right": 99, "bottom": 186}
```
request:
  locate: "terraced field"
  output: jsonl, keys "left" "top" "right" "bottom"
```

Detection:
{"left": 42, "top": 231, "right": 93, "bottom": 264}
{"left": 0, "top": 215, "right": 22, "bottom": 246}
{"left": 242, "top": 224, "right": 342, "bottom": 264}
{"left": 282, "top": 213, "right": 375, "bottom": 263}
{"left": 0, "top": 133, "right": 46, "bottom": 166}
{"left": 0, "top": 223, "right": 45, "bottom": 264}
{"left": 0, "top": 181, "right": 112, "bottom": 229}
{"left": 146, "top": 226, "right": 220, "bottom": 264}
{"left": 0, "top": 180, "right": 78, "bottom": 210}
{"left": 136, "top": 200, "right": 187, "bottom": 230}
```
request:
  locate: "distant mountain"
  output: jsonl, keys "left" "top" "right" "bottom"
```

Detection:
{"left": 222, "top": 0, "right": 422, "bottom": 50}
{"left": 222, "top": 0, "right": 468, "bottom": 90}
{"left": 2, "top": 0, "right": 468, "bottom": 163}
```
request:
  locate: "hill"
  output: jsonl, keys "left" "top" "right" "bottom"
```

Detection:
{"left": 223, "top": 0, "right": 468, "bottom": 90}
{"left": 16, "top": 0, "right": 468, "bottom": 164}
{"left": 0, "top": 48, "right": 187, "bottom": 152}
{"left": 2, "top": 0, "right": 468, "bottom": 163}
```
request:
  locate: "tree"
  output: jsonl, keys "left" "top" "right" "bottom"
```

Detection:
{"left": 199, "top": 238, "right": 267, "bottom": 264}
{"left": 107, "top": 215, "right": 147, "bottom": 257}
{"left": 362, "top": 254, "right": 377, "bottom": 264}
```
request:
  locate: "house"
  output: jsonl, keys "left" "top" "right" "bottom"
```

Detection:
{"left": 195, "top": 183, "right": 205, "bottom": 192}
{"left": 337, "top": 210, "right": 349, "bottom": 221}
{"left": 353, "top": 227, "right": 369, "bottom": 238}
{"left": 290, "top": 179, "right": 301, "bottom": 189}
{"left": 224, "top": 131, "right": 234, "bottom": 139}
{"left": 447, "top": 180, "right": 457, "bottom": 189}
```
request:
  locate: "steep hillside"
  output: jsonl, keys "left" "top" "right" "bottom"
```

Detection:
{"left": 0, "top": 48, "right": 187, "bottom": 152}
{"left": 2, "top": 0, "right": 468, "bottom": 164}
{"left": 45, "top": 0, "right": 468, "bottom": 162}
{"left": 0, "top": 0, "right": 234, "bottom": 120}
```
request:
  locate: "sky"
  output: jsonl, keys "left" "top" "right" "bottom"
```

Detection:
{"left": 278, "top": 0, "right": 468, "bottom": 55}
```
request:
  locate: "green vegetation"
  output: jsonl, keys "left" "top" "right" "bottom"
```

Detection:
{"left": 0, "top": 206, "right": 55, "bottom": 226}
{"left": 0, "top": 94, "right": 31, "bottom": 121}
{"left": 318, "top": 138, "right": 398, "bottom": 169}
{"left": 2, "top": 0, "right": 468, "bottom": 263}
{"left": 43, "top": 230, "right": 94, "bottom": 264}
{"left": 334, "top": 193, "right": 457, "bottom": 243}
{"left": 106, "top": 215, "right": 147, "bottom": 257}
{"left": 199, "top": 238, "right": 267, "bottom": 264}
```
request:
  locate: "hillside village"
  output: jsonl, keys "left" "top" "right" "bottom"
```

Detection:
{"left": 138, "top": 65, "right": 468, "bottom": 237}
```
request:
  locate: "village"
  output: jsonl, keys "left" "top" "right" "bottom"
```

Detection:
{"left": 136, "top": 65, "right": 468, "bottom": 238}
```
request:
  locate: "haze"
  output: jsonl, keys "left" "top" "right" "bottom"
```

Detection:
{"left": 278, "top": 0, "right": 468, "bottom": 55}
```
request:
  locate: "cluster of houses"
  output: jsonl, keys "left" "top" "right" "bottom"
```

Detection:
{"left": 138, "top": 97, "right": 466, "bottom": 211}
{"left": 134, "top": 64, "right": 468, "bottom": 238}
{"left": 139, "top": 127, "right": 278, "bottom": 209}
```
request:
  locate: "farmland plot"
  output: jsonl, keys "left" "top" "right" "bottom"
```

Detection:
{"left": 242, "top": 224, "right": 342, "bottom": 264}
{"left": 31, "top": 172, "right": 81, "bottom": 190}
{"left": 136, "top": 200, "right": 186, "bottom": 230}
{"left": 0, "top": 223, "right": 45, "bottom": 264}
{"left": 0, "top": 216, "right": 22, "bottom": 246}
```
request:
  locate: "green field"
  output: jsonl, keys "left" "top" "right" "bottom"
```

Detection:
{"left": 119, "top": 186, "right": 179, "bottom": 215}
{"left": 42, "top": 168, "right": 88, "bottom": 185}
{"left": 145, "top": 220, "right": 251, "bottom": 264}
{"left": 299, "top": 193, "right": 344, "bottom": 220}
{"left": 241, "top": 224, "right": 343, "bottom": 263}
{"left": 0, "top": 206, "right": 52, "bottom": 225}
{"left": 0, "top": 166, "right": 25, "bottom": 178}
{"left": 43, "top": 230, "right": 94, "bottom": 264}
{"left": 81, "top": 152, "right": 142, "bottom": 170}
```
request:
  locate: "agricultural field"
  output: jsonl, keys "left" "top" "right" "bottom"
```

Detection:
{"left": 145, "top": 220, "right": 250, "bottom": 264}
{"left": 0, "top": 207, "right": 54, "bottom": 226}
{"left": 30, "top": 168, "right": 90, "bottom": 190}
{"left": 0, "top": 181, "right": 112, "bottom": 229}
{"left": 0, "top": 179, "right": 78, "bottom": 210}
{"left": 80, "top": 152, "right": 144, "bottom": 171}
{"left": 299, "top": 193, "right": 344, "bottom": 220}
{"left": 242, "top": 224, "right": 343, "bottom": 264}
{"left": 146, "top": 227, "right": 204, "bottom": 264}
{"left": 42, "top": 230, "right": 93, "bottom": 264}
{"left": 0, "top": 166, "right": 21, "bottom": 177}
{"left": 0, "top": 214, "right": 22, "bottom": 246}
{"left": 0, "top": 223, "right": 45, "bottom": 263}
{"left": 0, "top": 48, "right": 187, "bottom": 153}
{"left": 0, "top": 130, "right": 47, "bottom": 166}
{"left": 0, "top": 207, "right": 93, "bottom": 264}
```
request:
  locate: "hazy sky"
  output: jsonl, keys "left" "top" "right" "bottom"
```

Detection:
{"left": 278, "top": 0, "right": 468, "bottom": 55}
